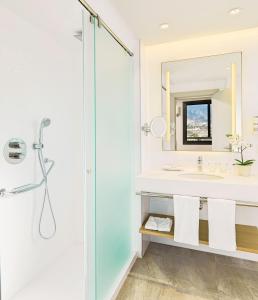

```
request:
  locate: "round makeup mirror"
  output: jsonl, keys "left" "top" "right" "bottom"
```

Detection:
{"left": 150, "top": 117, "right": 167, "bottom": 138}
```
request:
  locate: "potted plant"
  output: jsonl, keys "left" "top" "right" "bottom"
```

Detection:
{"left": 234, "top": 143, "right": 255, "bottom": 177}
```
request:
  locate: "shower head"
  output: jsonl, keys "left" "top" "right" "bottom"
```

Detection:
{"left": 41, "top": 118, "right": 51, "bottom": 128}
{"left": 39, "top": 118, "right": 51, "bottom": 144}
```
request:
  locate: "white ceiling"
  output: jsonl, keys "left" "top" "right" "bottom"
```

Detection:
{"left": 110, "top": 0, "right": 258, "bottom": 44}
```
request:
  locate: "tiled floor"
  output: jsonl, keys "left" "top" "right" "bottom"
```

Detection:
{"left": 117, "top": 243, "right": 258, "bottom": 300}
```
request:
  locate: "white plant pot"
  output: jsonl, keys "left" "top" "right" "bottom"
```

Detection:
{"left": 235, "top": 165, "right": 252, "bottom": 177}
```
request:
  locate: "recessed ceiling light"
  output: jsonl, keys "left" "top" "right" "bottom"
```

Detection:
{"left": 160, "top": 23, "right": 169, "bottom": 30}
{"left": 229, "top": 8, "right": 241, "bottom": 15}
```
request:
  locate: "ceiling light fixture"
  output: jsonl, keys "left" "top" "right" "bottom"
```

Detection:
{"left": 229, "top": 8, "right": 241, "bottom": 15}
{"left": 160, "top": 23, "right": 169, "bottom": 30}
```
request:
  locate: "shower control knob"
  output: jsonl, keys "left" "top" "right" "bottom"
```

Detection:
{"left": 4, "top": 138, "right": 27, "bottom": 164}
{"left": 86, "top": 169, "right": 92, "bottom": 175}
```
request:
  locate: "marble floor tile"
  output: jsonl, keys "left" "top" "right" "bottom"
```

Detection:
{"left": 249, "top": 287, "right": 258, "bottom": 299}
{"left": 147, "top": 242, "right": 192, "bottom": 257}
{"left": 215, "top": 254, "right": 258, "bottom": 272}
{"left": 117, "top": 243, "right": 258, "bottom": 300}
{"left": 117, "top": 276, "right": 210, "bottom": 300}
{"left": 237, "top": 268, "right": 258, "bottom": 290}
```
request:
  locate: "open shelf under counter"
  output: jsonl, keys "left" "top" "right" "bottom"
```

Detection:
{"left": 139, "top": 214, "right": 258, "bottom": 254}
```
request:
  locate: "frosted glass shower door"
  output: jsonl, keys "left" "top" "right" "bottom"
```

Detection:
{"left": 94, "top": 23, "right": 133, "bottom": 300}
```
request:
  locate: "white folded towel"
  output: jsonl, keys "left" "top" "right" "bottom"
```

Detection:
{"left": 174, "top": 195, "right": 200, "bottom": 246}
{"left": 208, "top": 198, "right": 236, "bottom": 251}
{"left": 145, "top": 216, "right": 173, "bottom": 232}
{"left": 156, "top": 217, "right": 173, "bottom": 232}
{"left": 145, "top": 216, "right": 158, "bottom": 231}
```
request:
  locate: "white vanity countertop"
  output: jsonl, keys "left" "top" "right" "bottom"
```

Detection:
{"left": 136, "top": 170, "right": 258, "bottom": 203}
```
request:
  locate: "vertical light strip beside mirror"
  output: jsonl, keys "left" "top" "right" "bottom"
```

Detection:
{"left": 165, "top": 71, "right": 171, "bottom": 143}
{"left": 231, "top": 63, "right": 237, "bottom": 136}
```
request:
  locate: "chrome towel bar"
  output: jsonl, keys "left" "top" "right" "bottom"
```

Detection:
{"left": 136, "top": 191, "right": 258, "bottom": 208}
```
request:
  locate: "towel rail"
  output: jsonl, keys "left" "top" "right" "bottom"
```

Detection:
{"left": 136, "top": 191, "right": 258, "bottom": 208}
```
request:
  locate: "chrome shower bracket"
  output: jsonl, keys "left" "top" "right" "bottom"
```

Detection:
{"left": 97, "top": 15, "right": 102, "bottom": 28}
{"left": 89, "top": 14, "right": 94, "bottom": 24}
{"left": 33, "top": 143, "right": 44, "bottom": 150}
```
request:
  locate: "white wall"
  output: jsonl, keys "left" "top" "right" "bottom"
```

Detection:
{"left": 141, "top": 27, "right": 258, "bottom": 230}
{"left": 0, "top": 3, "right": 84, "bottom": 299}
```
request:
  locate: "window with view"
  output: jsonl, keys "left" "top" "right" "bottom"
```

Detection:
{"left": 183, "top": 100, "right": 212, "bottom": 145}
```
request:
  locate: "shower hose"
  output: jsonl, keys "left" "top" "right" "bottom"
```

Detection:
{"left": 38, "top": 148, "right": 56, "bottom": 239}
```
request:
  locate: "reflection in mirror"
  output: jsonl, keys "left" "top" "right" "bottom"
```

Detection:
{"left": 183, "top": 100, "right": 211, "bottom": 145}
{"left": 161, "top": 53, "right": 242, "bottom": 152}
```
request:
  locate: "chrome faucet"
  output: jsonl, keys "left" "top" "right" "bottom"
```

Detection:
{"left": 197, "top": 156, "right": 203, "bottom": 172}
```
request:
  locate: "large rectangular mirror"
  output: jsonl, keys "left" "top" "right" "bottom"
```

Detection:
{"left": 161, "top": 53, "right": 242, "bottom": 152}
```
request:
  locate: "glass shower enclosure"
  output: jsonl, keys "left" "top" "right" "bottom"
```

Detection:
{"left": 83, "top": 10, "right": 134, "bottom": 300}
{"left": 0, "top": 4, "right": 134, "bottom": 299}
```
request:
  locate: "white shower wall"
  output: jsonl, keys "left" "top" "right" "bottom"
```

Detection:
{"left": 0, "top": 3, "right": 84, "bottom": 299}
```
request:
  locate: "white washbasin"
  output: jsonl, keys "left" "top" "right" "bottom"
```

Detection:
{"left": 179, "top": 173, "right": 224, "bottom": 180}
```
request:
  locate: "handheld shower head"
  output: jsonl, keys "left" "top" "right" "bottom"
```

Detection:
{"left": 34, "top": 117, "right": 56, "bottom": 239}
{"left": 39, "top": 118, "right": 51, "bottom": 144}
{"left": 41, "top": 118, "right": 51, "bottom": 128}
